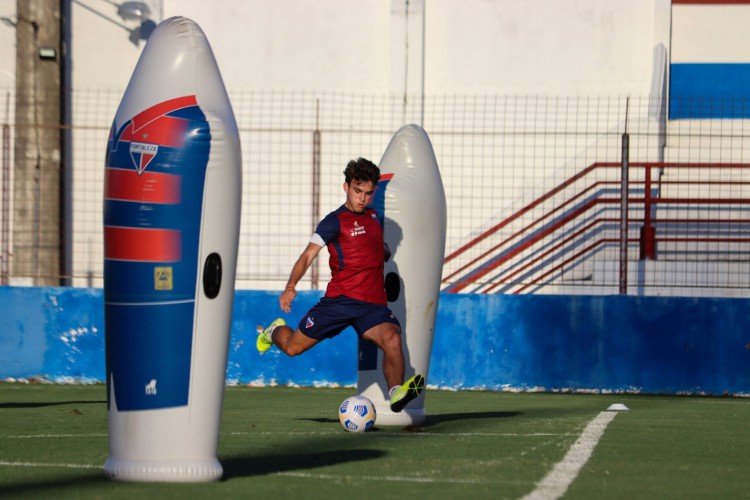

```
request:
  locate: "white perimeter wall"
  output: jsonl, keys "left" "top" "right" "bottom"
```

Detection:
{"left": 0, "top": 0, "right": 16, "bottom": 91}
{"left": 55, "top": 0, "right": 666, "bottom": 95}
{"left": 1, "top": 0, "right": 688, "bottom": 293}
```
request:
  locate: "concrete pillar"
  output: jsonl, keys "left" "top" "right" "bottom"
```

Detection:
{"left": 13, "top": 0, "right": 63, "bottom": 286}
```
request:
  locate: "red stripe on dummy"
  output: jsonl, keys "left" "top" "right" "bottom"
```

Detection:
{"left": 119, "top": 115, "right": 191, "bottom": 148}
{"left": 105, "top": 168, "right": 181, "bottom": 204}
{"left": 118, "top": 95, "right": 197, "bottom": 148}
{"left": 131, "top": 95, "right": 197, "bottom": 130}
{"left": 105, "top": 226, "right": 182, "bottom": 262}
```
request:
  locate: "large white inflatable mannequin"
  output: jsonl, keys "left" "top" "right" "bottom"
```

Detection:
{"left": 358, "top": 124, "right": 447, "bottom": 426}
{"left": 103, "top": 17, "right": 241, "bottom": 482}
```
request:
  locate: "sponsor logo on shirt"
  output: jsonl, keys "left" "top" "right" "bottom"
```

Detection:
{"left": 351, "top": 220, "right": 367, "bottom": 237}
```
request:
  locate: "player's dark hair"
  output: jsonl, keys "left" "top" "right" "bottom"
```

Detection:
{"left": 343, "top": 157, "right": 380, "bottom": 186}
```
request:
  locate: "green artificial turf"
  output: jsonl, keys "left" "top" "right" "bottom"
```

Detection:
{"left": 0, "top": 383, "right": 748, "bottom": 499}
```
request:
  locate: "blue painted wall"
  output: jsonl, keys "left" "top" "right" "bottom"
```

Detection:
{"left": 669, "top": 63, "right": 750, "bottom": 119}
{"left": 1, "top": 287, "right": 748, "bottom": 395}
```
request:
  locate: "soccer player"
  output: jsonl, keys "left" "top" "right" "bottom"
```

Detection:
{"left": 257, "top": 157, "right": 424, "bottom": 413}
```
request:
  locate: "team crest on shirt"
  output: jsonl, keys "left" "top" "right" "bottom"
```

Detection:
{"left": 306, "top": 316, "right": 315, "bottom": 328}
{"left": 351, "top": 220, "right": 366, "bottom": 237}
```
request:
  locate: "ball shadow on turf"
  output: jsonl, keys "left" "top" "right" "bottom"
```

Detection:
{"left": 297, "top": 411, "right": 521, "bottom": 429}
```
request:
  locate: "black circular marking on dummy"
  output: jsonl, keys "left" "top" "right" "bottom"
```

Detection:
{"left": 385, "top": 272, "right": 401, "bottom": 302}
{"left": 203, "top": 253, "right": 222, "bottom": 299}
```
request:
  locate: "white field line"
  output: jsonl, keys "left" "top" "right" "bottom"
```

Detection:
{"left": 3, "top": 431, "right": 566, "bottom": 440}
{"left": 0, "top": 425, "right": 584, "bottom": 485}
{"left": 0, "top": 460, "right": 99, "bottom": 470}
{"left": 225, "top": 431, "right": 569, "bottom": 437}
{"left": 275, "top": 471, "right": 502, "bottom": 485}
{"left": 5, "top": 433, "right": 107, "bottom": 439}
{"left": 521, "top": 411, "right": 618, "bottom": 500}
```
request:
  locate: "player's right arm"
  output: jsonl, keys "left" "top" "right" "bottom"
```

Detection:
{"left": 279, "top": 241, "right": 323, "bottom": 313}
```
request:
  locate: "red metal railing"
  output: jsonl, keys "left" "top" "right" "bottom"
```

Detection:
{"left": 443, "top": 162, "right": 750, "bottom": 294}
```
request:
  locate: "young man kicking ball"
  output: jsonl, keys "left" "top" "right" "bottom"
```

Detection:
{"left": 257, "top": 157, "right": 424, "bottom": 413}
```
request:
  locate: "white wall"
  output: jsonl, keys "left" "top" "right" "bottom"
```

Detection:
{"left": 0, "top": 0, "right": 675, "bottom": 114}
{"left": 425, "top": 0, "right": 660, "bottom": 95}
{"left": 69, "top": 0, "right": 157, "bottom": 89}
{"left": 64, "top": 0, "right": 665, "bottom": 95}
{"left": 69, "top": 0, "right": 395, "bottom": 92}
{"left": 0, "top": 0, "right": 16, "bottom": 91}
{"left": 9, "top": 0, "right": 709, "bottom": 294}
{"left": 163, "top": 1, "right": 393, "bottom": 92}
{"left": 0, "top": 0, "right": 669, "bottom": 104}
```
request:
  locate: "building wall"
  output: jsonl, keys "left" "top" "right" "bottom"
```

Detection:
{"left": 62, "top": 0, "right": 663, "bottom": 95}
{"left": 62, "top": 0, "right": 672, "bottom": 291}
{"left": 425, "top": 0, "right": 662, "bottom": 95}
{"left": 1, "top": 1, "right": 669, "bottom": 95}
{"left": 0, "top": 0, "right": 15, "bottom": 91}
{"left": 6, "top": 1, "right": 750, "bottom": 295}
{"left": 670, "top": 0, "right": 750, "bottom": 118}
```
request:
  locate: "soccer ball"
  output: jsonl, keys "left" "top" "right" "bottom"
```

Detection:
{"left": 338, "top": 395, "right": 376, "bottom": 432}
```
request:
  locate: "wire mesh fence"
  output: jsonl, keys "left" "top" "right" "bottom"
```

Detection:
{"left": 1, "top": 89, "right": 749, "bottom": 296}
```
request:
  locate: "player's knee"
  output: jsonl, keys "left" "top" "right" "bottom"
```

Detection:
{"left": 382, "top": 329, "right": 402, "bottom": 354}
{"left": 276, "top": 342, "right": 300, "bottom": 357}
{"left": 285, "top": 345, "right": 305, "bottom": 357}
{"left": 282, "top": 339, "right": 311, "bottom": 357}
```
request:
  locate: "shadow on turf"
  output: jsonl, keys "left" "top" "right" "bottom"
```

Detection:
{"left": 299, "top": 411, "right": 521, "bottom": 428}
{"left": 424, "top": 411, "right": 521, "bottom": 426}
{"left": 221, "top": 449, "right": 385, "bottom": 480}
{"left": 0, "top": 400, "right": 106, "bottom": 409}
{"left": 0, "top": 471, "right": 107, "bottom": 497}
{"left": 0, "top": 450, "right": 386, "bottom": 494}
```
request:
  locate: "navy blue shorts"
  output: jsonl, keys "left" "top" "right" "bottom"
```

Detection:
{"left": 298, "top": 296, "right": 400, "bottom": 341}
